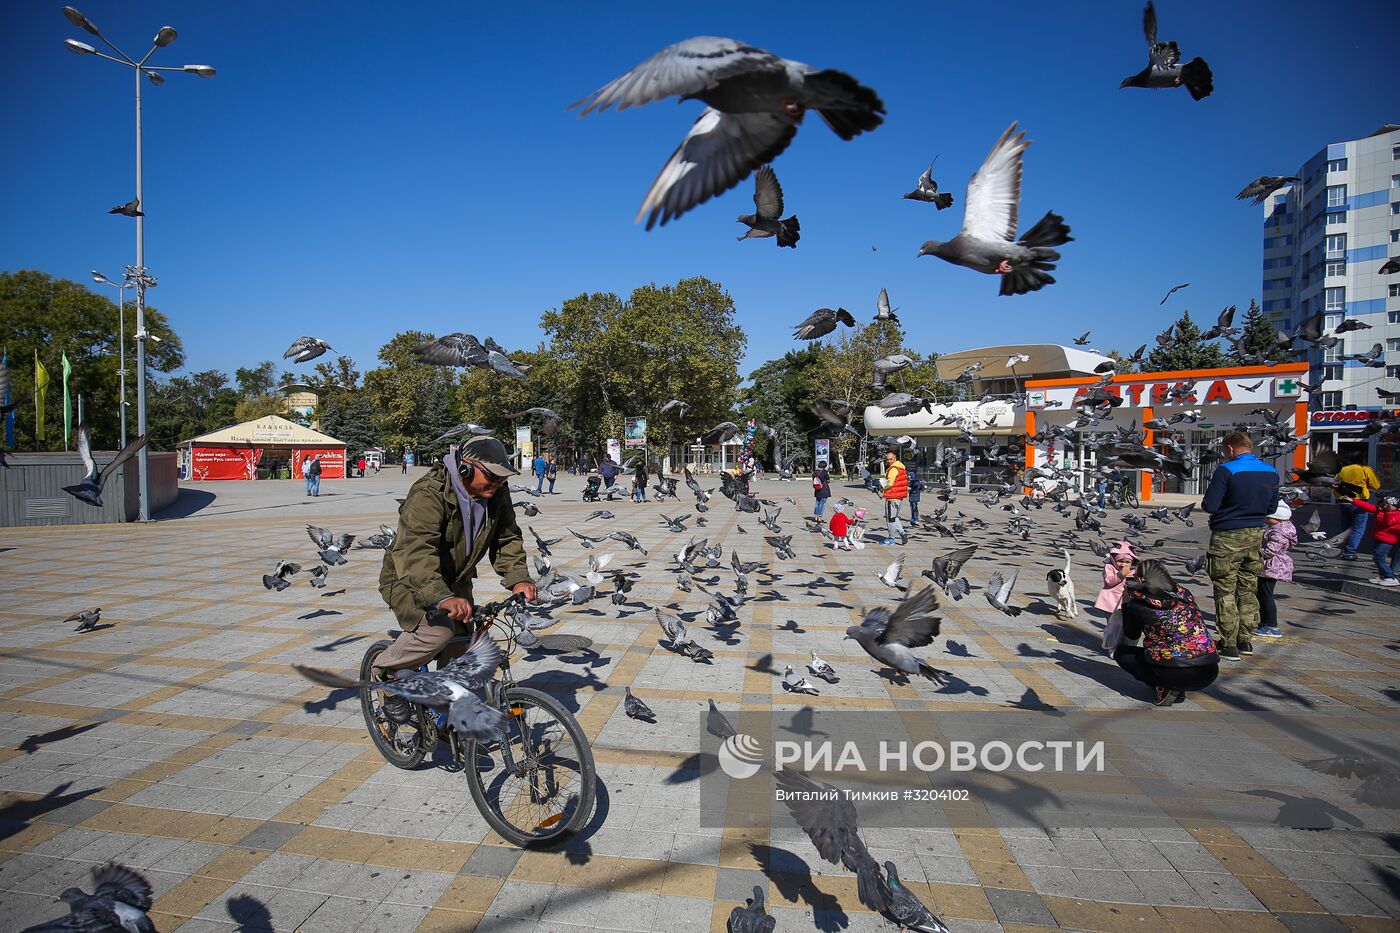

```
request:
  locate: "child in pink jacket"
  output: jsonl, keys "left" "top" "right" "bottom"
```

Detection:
{"left": 1095, "top": 541, "right": 1137, "bottom": 648}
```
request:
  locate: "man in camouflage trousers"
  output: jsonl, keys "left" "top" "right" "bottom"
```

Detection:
{"left": 1201, "top": 432, "right": 1279, "bottom": 662}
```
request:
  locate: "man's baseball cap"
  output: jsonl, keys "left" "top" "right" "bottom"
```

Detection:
{"left": 458, "top": 436, "right": 519, "bottom": 477}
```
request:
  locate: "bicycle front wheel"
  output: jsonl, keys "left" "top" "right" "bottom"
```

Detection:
{"left": 1123, "top": 484, "right": 1139, "bottom": 509}
{"left": 465, "top": 686, "right": 596, "bottom": 847}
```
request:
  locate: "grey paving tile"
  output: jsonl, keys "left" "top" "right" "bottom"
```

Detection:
{"left": 985, "top": 886, "right": 1056, "bottom": 926}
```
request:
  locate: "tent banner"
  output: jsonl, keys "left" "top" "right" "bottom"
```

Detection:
{"left": 191, "top": 446, "right": 263, "bottom": 480}
{"left": 293, "top": 447, "right": 345, "bottom": 479}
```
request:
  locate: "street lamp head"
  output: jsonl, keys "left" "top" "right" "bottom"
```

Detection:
{"left": 64, "top": 38, "right": 97, "bottom": 56}
{"left": 154, "top": 26, "right": 177, "bottom": 47}
{"left": 62, "top": 6, "right": 99, "bottom": 36}
{"left": 92, "top": 270, "right": 110, "bottom": 284}
{"left": 182, "top": 64, "right": 216, "bottom": 77}
{"left": 146, "top": 71, "right": 165, "bottom": 86}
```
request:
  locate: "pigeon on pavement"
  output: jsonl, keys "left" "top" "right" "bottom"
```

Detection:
{"left": 23, "top": 862, "right": 156, "bottom": 933}
{"left": 624, "top": 687, "right": 656, "bottom": 721}
{"left": 808, "top": 651, "right": 839, "bottom": 683}
{"left": 783, "top": 665, "right": 820, "bottom": 694}
{"left": 846, "top": 587, "right": 948, "bottom": 683}
{"left": 572, "top": 36, "right": 885, "bottom": 229}
{"left": 903, "top": 158, "right": 953, "bottom": 209}
{"left": 63, "top": 608, "right": 102, "bottom": 633}
{"left": 918, "top": 123, "right": 1071, "bottom": 296}
{"left": 61, "top": 424, "right": 150, "bottom": 508}
{"left": 737, "top": 165, "right": 800, "bottom": 247}
{"left": 881, "top": 861, "right": 953, "bottom": 932}
{"left": 1119, "top": 1, "right": 1213, "bottom": 100}
{"left": 727, "top": 885, "right": 777, "bottom": 933}
{"left": 282, "top": 336, "right": 333, "bottom": 364}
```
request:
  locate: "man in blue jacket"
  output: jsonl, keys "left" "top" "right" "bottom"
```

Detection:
{"left": 1200, "top": 432, "right": 1278, "bottom": 661}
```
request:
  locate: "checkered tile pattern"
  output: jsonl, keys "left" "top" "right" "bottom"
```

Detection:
{"left": 1, "top": 471, "right": 1397, "bottom": 931}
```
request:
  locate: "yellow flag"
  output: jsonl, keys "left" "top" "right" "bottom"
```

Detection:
{"left": 34, "top": 350, "right": 49, "bottom": 441}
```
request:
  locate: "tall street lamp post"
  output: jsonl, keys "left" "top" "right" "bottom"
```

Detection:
{"left": 63, "top": 6, "right": 215, "bottom": 521}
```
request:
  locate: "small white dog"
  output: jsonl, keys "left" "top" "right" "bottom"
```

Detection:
{"left": 1046, "top": 549, "right": 1078, "bottom": 619}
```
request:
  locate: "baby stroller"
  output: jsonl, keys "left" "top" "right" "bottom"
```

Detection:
{"left": 583, "top": 475, "right": 602, "bottom": 502}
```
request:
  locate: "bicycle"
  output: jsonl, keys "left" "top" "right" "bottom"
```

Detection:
{"left": 1107, "top": 476, "right": 1138, "bottom": 510}
{"left": 359, "top": 594, "right": 597, "bottom": 847}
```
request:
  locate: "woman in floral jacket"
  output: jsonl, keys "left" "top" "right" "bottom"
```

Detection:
{"left": 1115, "top": 559, "right": 1220, "bottom": 706}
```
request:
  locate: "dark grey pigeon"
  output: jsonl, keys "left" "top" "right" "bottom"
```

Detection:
{"left": 659, "top": 398, "right": 692, "bottom": 417}
{"left": 728, "top": 884, "right": 776, "bottom": 933}
{"left": 793, "top": 307, "right": 856, "bottom": 340}
{"left": 308, "top": 565, "right": 328, "bottom": 588}
{"left": 918, "top": 123, "right": 1071, "bottom": 296}
{"left": 1159, "top": 282, "right": 1190, "bottom": 305}
{"left": 875, "top": 287, "right": 900, "bottom": 324}
{"left": 505, "top": 407, "right": 563, "bottom": 435}
{"left": 1380, "top": 258, "right": 1400, "bottom": 275}
{"left": 1119, "top": 1, "right": 1213, "bottom": 100}
{"left": 355, "top": 524, "right": 397, "bottom": 549}
{"left": 62, "top": 424, "right": 149, "bottom": 508}
{"left": 108, "top": 198, "right": 143, "bottom": 217}
{"left": 262, "top": 561, "right": 301, "bottom": 592}
{"left": 624, "top": 686, "right": 655, "bottom": 721}
{"left": 881, "top": 861, "right": 952, "bottom": 932}
{"left": 572, "top": 36, "right": 884, "bottom": 229}
{"left": 737, "top": 165, "right": 799, "bottom": 247}
{"left": 774, "top": 768, "right": 890, "bottom": 915}
{"left": 306, "top": 525, "right": 355, "bottom": 565}
{"left": 24, "top": 861, "right": 156, "bottom": 933}
{"left": 1237, "top": 176, "right": 1299, "bottom": 205}
{"left": 903, "top": 158, "right": 953, "bottom": 209}
{"left": 845, "top": 587, "right": 948, "bottom": 683}
{"left": 63, "top": 608, "right": 102, "bottom": 633}
{"left": 282, "top": 336, "right": 333, "bottom": 364}
{"left": 415, "top": 332, "right": 488, "bottom": 367}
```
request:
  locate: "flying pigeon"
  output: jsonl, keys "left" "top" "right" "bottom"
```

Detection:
{"left": 61, "top": 424, "right": 150, "bottom": 508}
{"left": 875, "top": 287, "right": 900, "bottom": 324}
{"left": 924, "top": 544, "right": 977, "bottom": 600}
{"left": 793, "top": 307, "right": 856, "bottom": 340}
{"left": 306, "top": 525, "right": 355, "bottom": 564}
{"left": 1237, "top": 176, "right": 1299, "bottom": 205}
{"left": 1119, "top": 1, "right": 1213, "bottom": 100}
{"left": 623, "top": 686, "right": 655, "bottom": 721}
{"left": 606, "top": 530, "right": 648, "bottom": 555}
{"left": 434, "top": 422, "right": 493, "bottom": 442}
{"left": 728, "top": 884, "right": 777, "bottom": 933}
{"left": 530, "top": 526, "right": 561, "bottom": 556}
{"left": 308, "top": 565, "right": 328, "bottom": 588}
{"left": 876, "top": 555, "right": 906, "bottom": 590}
{"left": 415, "top": 333, "right": 490, "bottom": 367}
{"left": 903, "top": 157, "right": 953, "bottom": 209}
{"left": 262, "top": 561, "right": 301, "bottom": 592}
{"left": 737, "top": 165, "right": 800, "bottom": 247}
{"left": 1073, "top": 331, "right": 1091, "bottom": 345}
{"left": 918, "top": 123, "right": 1072, "bottom": 296}
{"left": 355, "top": 524, "right": 397, "bottom": 549}
{"left": 63, "top": 608, "right": 102, "bottom": 632}
{"left": 1380, "top": 258, "right": 1400, "bottom": 275}
{"left": 783, "top": 664, "right": 820, "bottom": 695}
{"left": 846, "top": 587, "right": 948, "bottom": 683}
{"left": 659, "top": 399, "right": 692, "bottom": 417}
{"left": 773, "top": 769, "right": 890, "bottom": 915}
{"left": 808, "top": 651, "right": 839, "bottom": 683}
{"left": 25, "top": 862, "right": 156, "bottom": 933}
{"left": 505, "top": 407, "right": 563, "bottom": 435}
{"left": 1158, "top": 282, "right": 1190, "bottom": 305}
{"left": 108, "top": 198, "right": 143, "bottom": 217}
{"left": 985, "top": 571, "right": 1022, "bottom": 616}
{"left": 296, "top": 635, "right": 507, "bottom": 742}
{"left": 572, "top": 36, "right": 885, "bottom": 229}
{"left": 282, "top": 336, "right": 333, "bottom": 364}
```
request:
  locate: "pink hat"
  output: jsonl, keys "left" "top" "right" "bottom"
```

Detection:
{"left": 1108, "top": 540, "right": 1136, "bottom": 560}
{"left": 854, "top": 508, "right": 867, "bottom": 520}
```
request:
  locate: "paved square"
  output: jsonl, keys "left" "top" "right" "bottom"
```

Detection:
{"left": 2, "top": 470, "right": 1398, "bottom": 931}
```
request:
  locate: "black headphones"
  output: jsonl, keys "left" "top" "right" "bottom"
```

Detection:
{"left": 458, "top": 459, "right": 475, "bottom": 482}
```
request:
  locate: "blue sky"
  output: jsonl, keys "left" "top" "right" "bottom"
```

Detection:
{"left": 3, "top": 1, "right": 1396, "bottom": 383}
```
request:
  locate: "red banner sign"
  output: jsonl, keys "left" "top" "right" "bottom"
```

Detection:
{"left": 293, "top": 448, "right": 346, "bottom": 479}
{"left": 190, "top": 446, "right": 262, "bottom": 481}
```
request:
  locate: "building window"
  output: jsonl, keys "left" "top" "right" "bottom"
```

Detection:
{"left": 1321, "top": 364, "right": 1342, "bottom": 382}
{"left": 1320, "top": 391, "right": 1343, "bottom": 409}
{"left": 1388, "top": 338, "right": 1400, "bottom": 352}
{"left": 1394, "top": 146, "right": 1400, "bottom": 160}
{"left": 1324, "top": 312, "right": 1344, "bottom": 331}
{"left": 1325, "top": 233, "right": 1346, "bottom": 256}
{"left": 1392, "top": 230, "right": 1400, "bottom": 243}
{"left": 1326, "top": 185, "right": 1347, "bottom": 207}
{"left": 1393, "top": 175, "right": 1400, "bottom": 188}
{"left": 1324, "top": 287, "right": 1345, "bottom": 312}
{"left": 1327, "top": 211, "right": 1348, "bottom": 226}
{"left": 1390, "top": 312, "right": 1400, "bottom": 325}
{"left": 1325, "top": 261, "right": 1345, "bottom": 277}
{"left": 1323, "top": 343, "right": 1341, "bottom": 363}
{"left": 1266, "top": 277, "right": 1293, "bottom": 290}
{"left": 1390, "top": 284, "right": 1400, "bottom": 298}
{"left": 1389, "top": 366, "right": 1400, "bottom": 379}
{"left": 1392, "top": 202, "right": 1400, "bottom": 215}
{"left": 1327, "top": 158, "right": 1348, "bottom": 172}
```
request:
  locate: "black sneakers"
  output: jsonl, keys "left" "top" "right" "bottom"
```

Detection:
{"left": 1217, "top": 639, "right": 1242, "bottom": 661}
{"left": 1238, "top": 638, "right": 1254, "bottom": 656}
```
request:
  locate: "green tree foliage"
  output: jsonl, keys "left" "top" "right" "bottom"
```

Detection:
{"left": 234, "top": 361, "right": 279, "bottom": 398}
{"left": 1228, "top": 299, "right": 1291, "bottom": 364}
{"left": 232, "top": 393, "right": 288, "bottom": 423}
{"left": 0, "top": 270, "right": 183, "bottom": 450}
{"left": 1146, "top": 310, "right": 1226, "bottom": 372}
{"left": 456, "top": 346, "right": 573, "bottom": 455}
{"left": 741, "top": 346, "right": 825, "bottom": 469}
{"left": 315, "top": 390, "right": 378, "bottom": 461}
{"left": 145, "top": 370, "right": 239, "bottom": 449}
{"left": 361, "top": 331, "right": 459, "bottom": 457}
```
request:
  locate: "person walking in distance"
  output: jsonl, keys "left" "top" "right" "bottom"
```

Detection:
{"left": 1255, "top": 501, "right": 1296, "bottom": 637}
{"left": 545, "top": 454, "right": 558, "bottom": 494}
{"left": 305, "top": 455, "right": 323, "bottom": 497}
{"left": 373, "top": 436, "right": 537, "bottom": 722}
{"left": 1336, "top": 452, "right": 1381, "bottom": 561}
{"left": 812, "top": 460, "right": 831, "bottom": 517}
{"left": 1201, "top": 432, "right": 1278, "bottom": 661}
{"left": 599, "top": 454, "right": 620, "bottom": 490}
{"left": 532, "top": 452, "right": 548, "bottom": 494}
{"left": 880, "top": 449, "right": 909, "bottom": 545}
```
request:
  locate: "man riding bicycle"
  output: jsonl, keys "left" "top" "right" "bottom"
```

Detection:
{"left": 375, "top": 435, "right": 537, "bottom": 722}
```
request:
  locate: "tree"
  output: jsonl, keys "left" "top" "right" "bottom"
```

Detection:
{"left": 235, "top": 361, "right": 279, "bottom": 398}
{"left": 315, "top": 391, "right": 377, "bottom": 460}
{"left": 1228, "top": 299, "right": 1291, "bottom": 364}
{"left": 145, "top": 370, "right": 238, "bottom": 450}
{"left": 742, "top": 347, "right": 825, "bottom": 469}
{"left": 362, "top": 331, "right": 460, "bottom": 457}
{"left": 233, "top": 393, "right": 288, "bottom": 423}
{"left": 1146, "top": 310, "right": 1226, "bottom": 372}
{"left": 0, "top": 270, "right": 183, "bottom": 450}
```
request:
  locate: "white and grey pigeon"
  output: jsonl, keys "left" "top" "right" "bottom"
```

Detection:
{"left": 659, "top": 399, "right": 692, "bottom": 417}
{"left": 63, "top": 608, "right": 102, "bottom": 633}
{"left": 306, "top": 525, "right": 355, "bottom": 565}
{"left": 282, "top": 336, "right": 333, "bottom": 364}
{"left": 572, "top": 36, "right": 885, "bottom": 229}
{"left": 903, "top": 158, "right": 953, "bottom": 209}
{"left": 434, "top": 422, "right": 493, "bottom": 442}
{"left": 874, "top": 287, "right": 900, "bottom": 324}
{"left": 737, "top": 164, "right": 799, "bottom": 247}
{"left": 1119, "top": 1, "right": 1213, "bottom": 101}
{"left": 876, "top": 556, "right": 906, "bottom": 590}
{"left": 985, "top": 571, "right": 1023, "bottom": 616}
{"left": 262, "top": 561, "right": 301, "bottom": 592}
{"left": 24, "top": 862, "right": 156, "bottom": 933}
{"left": 783, "top": 664, "right": 820, "bottom": 695}
{"left": 845, "top": 587, "right": 949, "bottom": 684}
{"left": 808, "top": 651, "right": 839, "bottom": 683}
{"left": 793, "top": 307, "right": 856, "bottom": 341}
{"left": 308, "top": 565, "right": 328, "bottom": 588}
{"left": 355, "top": 524, "right": 397, "bottom": 549}
{"left": 918, "top": 123, "right": 1072, "bottom": 296}
{"left": 61, "top": 424, "right": 150, "bottom": 507}
{"left": 624, "top": 687, "right": 655, "bottom": 721}
{"left": 296, "top": 635, "right": 507, "bottom": 742}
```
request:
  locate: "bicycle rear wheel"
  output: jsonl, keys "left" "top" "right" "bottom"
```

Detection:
{"left": 465, "top": 686, "right": 596, "bottom": 847}
{"left": 360, "top": 640, "right": 431, "bottom": 770}
{"left": 1123, "top": 484, "right": 1139, "bottom": 510}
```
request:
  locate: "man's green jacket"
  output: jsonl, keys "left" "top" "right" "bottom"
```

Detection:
{"left": 378, "top": 465, "right": 531, "bottom": 631}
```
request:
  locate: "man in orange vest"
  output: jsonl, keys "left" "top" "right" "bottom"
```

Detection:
{"left": 881, "top": 449, "right": 909, "bottom": 545}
